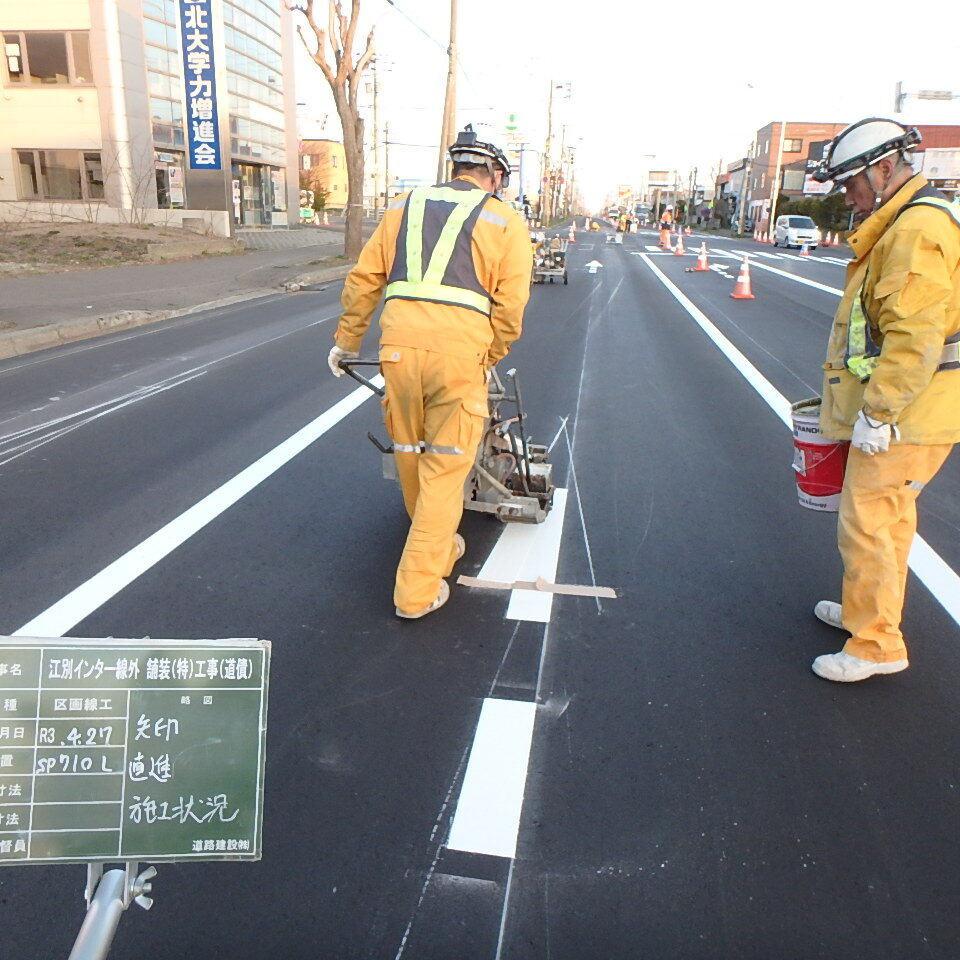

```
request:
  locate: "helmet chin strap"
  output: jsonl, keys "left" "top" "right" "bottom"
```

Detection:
{"left": 865, "top": 164, "right": 887, "bottom": 212}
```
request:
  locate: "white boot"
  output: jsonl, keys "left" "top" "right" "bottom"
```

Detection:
{"left": 811, "top": 651, "right": 908, "bottom": 682}
{"left": 814, "top": 600, "right": 844, "bottom": 630}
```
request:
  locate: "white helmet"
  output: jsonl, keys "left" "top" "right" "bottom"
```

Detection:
{"left": 812, "top": 118, "right": 921, "bottom": 190}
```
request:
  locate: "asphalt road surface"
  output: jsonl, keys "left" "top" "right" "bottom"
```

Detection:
{"left": 1, "top": 223, "right": 959, "bottom": 959}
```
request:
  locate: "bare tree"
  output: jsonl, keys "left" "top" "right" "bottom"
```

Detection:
{"left": 289, "top": 0, "right": 374, "bottom": 260}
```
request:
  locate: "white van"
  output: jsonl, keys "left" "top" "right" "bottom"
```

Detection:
{"left": 774, "top": 215, "right": 820, "bottom": 250}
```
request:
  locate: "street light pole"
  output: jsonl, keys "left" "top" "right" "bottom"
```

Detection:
{"left": 541, "top": 79, "right": 555, "bottom": 224}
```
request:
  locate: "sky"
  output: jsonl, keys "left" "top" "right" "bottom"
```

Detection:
{"left": 292, "top": 0, "right": 960, "bottom": 209}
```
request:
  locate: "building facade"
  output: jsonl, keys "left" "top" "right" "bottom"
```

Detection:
{"left": 1, "top": 0, "right": 299, "bottom": 235}
{"left": 299, "top": 138, "right": 348, "bottom": 212}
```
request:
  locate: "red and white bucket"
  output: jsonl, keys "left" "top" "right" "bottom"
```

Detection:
{"left": 791, "top": 398, "right": 849, "bottom": 512}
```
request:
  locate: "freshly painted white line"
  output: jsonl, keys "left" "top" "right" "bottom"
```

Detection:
{"left": 639, "top": 253, "right": 960, "bottom": 631}
{"left": 446, "top": 697, "right": 537, "bottom": 859}
{"left": 13, "top": 378, "right": 383, "bottom": 637}
{"left": 644, "top": 244, "right": 662, "bottom": 252}
{"left": 640, "top": 255, "right": 792, "bottom": 425}
{"left": 726, "top": 253, "right": 844, "bottom": 296}
{"left": 475, "top": 489, "right": 569, "bottom": 623}
{"left": 752, "top": 252, "right": 784, "bottom": 260}
{"left": 708, "top": 248, "right": 739, "bottom": 259}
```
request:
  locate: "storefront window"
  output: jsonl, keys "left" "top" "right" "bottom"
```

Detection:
{"left": 155, "top": 151, "right": 186, "bottom": 209}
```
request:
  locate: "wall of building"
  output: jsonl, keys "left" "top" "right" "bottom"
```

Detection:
{"left": 300, "top": 139, "right": 348, "bottom": 210}
{"left": 0, "top": 2, "right": 102, "bottom": 202}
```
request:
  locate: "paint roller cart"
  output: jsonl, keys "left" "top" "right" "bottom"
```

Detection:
{"left": 338, "top": 360, "right": 556, "bottom": 524}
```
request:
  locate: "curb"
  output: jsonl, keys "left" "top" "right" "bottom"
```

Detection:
{"left": 0, "top": 262, "right": 354, "bottom": 362}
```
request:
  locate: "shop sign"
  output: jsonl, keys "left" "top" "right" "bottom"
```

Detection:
{"left": 178, "top": 0, "right": 222, "bottom": 170}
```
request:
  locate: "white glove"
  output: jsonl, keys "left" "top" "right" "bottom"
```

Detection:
{"left": 851, "top": 409, "right": 899, "bottom": 456}
{"left": 327, "top": 345, "right": 358, "bottom": 377}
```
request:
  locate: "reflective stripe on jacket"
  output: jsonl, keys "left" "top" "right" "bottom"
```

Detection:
{"left": 335, "top": 175, "right": 533, "bottom": 365}
{"left": 385, "top": 182, "right": 493, "bottom": 316}
{"left": 820, "top": 174, "right": 960, "bottom": 444}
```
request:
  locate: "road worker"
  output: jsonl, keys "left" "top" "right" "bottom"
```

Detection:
{"left": 659, "top": 205, "right": 674, "bottom": 248}
{"left": 327, "top": 124, "right": 532, "bottom": 618}
{"left": 810, "top": 119, "right": 960, "bottom": 681}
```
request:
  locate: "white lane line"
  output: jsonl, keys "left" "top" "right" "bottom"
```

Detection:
{"left": 12, "top": 379, "right": 383, "bottom": 637}
{"left": 640, "top": 254, "right": 792, "bottom": 425}
{"left": 446, "top": 697, "right": 537, "bottom": 859}
{"left": 640, "top": 253, "right": 960, "bottom": 631}
{"left": 644, "top": 245, "right": 662, "bottom": 252}
{"left": 752, "top": 252, "right": 784, "bottom": 260}
{"left": 708, "top": 248, "right": 739, "bottom": 259}
{"left": 475, "top": 489, "right": 569, "bottom": 623}
{"left": 726, "top": 253, "right": 843, "bottom": 296}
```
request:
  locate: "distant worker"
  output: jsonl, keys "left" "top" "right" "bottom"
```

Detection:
{"left": 809, "top": 118, "right": 960, "bottom": 681}
{"left": 659, "top": 205, "right": 674, "bottom": 248}
{"left": 327, "top": 124, "right": 533, "bottom": 618}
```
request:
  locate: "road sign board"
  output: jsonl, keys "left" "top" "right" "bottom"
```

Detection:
{"left": 0, "top": 637, "right": 269, "bottom": 865}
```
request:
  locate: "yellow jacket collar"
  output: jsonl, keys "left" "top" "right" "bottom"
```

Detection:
{"left": 454, "top": 174, "right": 486, "bottom": 190}
{"left": 847, "top": 173, "right": 929, "bottom": 259}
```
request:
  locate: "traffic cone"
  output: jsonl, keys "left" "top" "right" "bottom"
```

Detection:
{"left": 322, "top": 210, "right": 329, "bottom": 226}
{"left": 674, "top": 232, "right": 686, "bottom": 255}
{"left": 694, "top": 242, "right": 709, "bottom": 271}
{"left": 583, "top": 216, "right": 590, "bottom": 231}
{"left": 730, "top": 257, "right": 755, "bottom": 299}
{"left": 684, "top": 226, "right": 692, "bottom": 237}
{"left": 660, "top": 228, "right": 672, "bottom": 250}
{"left": 568, "top": 224, "right": 576, "bottom": 242}
{"left": 799, "top": 242, "right": 810, "bottom": 257}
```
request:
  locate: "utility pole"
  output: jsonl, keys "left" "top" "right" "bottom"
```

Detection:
{"left": 768, "top": 120, "right": 786, "bottom": 233}
{"left": 541, "top": 79, "right": 555, "bottom": 224}
{"left": 736, "top": 140, "right": 754, "bottom": 236}
{"left": 384, "top": 121, "right": 390, "bottom": 203}
{"left": 436, "top": 0, "right": 458, "bottom": 184}
{"left": 372, "top": 60, "right": 381, "bottom": 218}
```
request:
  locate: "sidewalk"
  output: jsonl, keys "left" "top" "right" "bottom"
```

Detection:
{"left": 0, "top": 239, "right": 352, "bottom": 359}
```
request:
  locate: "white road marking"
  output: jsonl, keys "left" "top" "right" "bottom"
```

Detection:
{"left": 12, "top": 378, "right": 383, "bottom": 637}
{"left": 708, "top": 248, "right": 739, "bottom": 259}
{"left": 644, "top": 245, "right": 662, "bottom": 252}
{"left": 475, "top": 489, "right": 569, "bottom": 623}
{"left": 752, "top": 252, "right": 784, "bottom": 260}
{"left": 446, "top": 697, "right": 537, "bottom": 859}
{"left": 639, "top": 253, "right": 960, "bottom": 632}
{"left": 726, "top": 253, "right": 844, "bottom": 296}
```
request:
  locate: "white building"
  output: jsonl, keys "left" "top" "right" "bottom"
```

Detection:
{"left": 0, "top": 0, "right": 299, "bottom": 235}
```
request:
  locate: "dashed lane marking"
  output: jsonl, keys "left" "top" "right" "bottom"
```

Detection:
{"left": 445, "top": 697, "right": 538, "bottom": 859}
{"left": 474, "top": 489, "right": 570, "bottom": 623}
{"left": 639, "top": 252, "right": 960, "bottom": 632}
{"left": 12, "top": 378, "right": 384, "bottom": 637}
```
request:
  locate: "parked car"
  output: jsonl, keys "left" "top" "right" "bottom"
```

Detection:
{"left": 774, "top": 215, "right": 820, "bottom": 249}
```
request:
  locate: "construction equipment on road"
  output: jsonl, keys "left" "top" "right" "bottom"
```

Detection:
{"left": 533, "top": 239, "right": 570, "bottom": 283}
{"left": 339, "top": 360, "right": 556, "bottom": 524}
{"left": 605, "top": 232, "right": 623, "bottom": 245}
{"left": 730, "top": 256, "right": 755, "bottom": 299}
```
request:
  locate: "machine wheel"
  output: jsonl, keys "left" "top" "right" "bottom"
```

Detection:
{"left": 549, "top": 276, "right": 554, "bottom": 283}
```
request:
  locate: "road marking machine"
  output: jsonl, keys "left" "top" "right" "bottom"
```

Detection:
{"left": 339, "top": 359, "right": 556, "bottom": 524}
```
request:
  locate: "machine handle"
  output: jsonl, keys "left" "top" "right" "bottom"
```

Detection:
{"left": 338, "top": 358, "right": 384, "bottom": 397}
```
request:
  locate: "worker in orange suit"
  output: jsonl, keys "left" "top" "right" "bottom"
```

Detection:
{"left": 327, "top": 125, "right": 532, "bottom": 618}
{"left": 659, "top": 205, "right": 674, "bottom": 248}
{"left": 810, "top": 119, "right": 960, "bottom": 681}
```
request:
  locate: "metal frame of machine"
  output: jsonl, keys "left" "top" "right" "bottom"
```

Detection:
{"left": 339, "top": 360, "right": 555, "bottom": 524}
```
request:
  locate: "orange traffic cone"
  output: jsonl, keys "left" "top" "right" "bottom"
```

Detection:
{"left": 730, "top": 257, "right": 755, "bottom": 299}
{"left": 660, "top": 228, "right": 672, "bottom": 250}
{"left": 799, "top": 242, "right": 810, "bottom": 257}
{"left": 322, "top": 210, "right": 329, "bottom": 226}
{"left": 694, "top": 242, "right": 709, "bottom": 271}
{"left": 674, "top": 232, "right": 686, "bottom": 255}
{"left": 568, "top": 224, "right": 576, "bottom": 242}
{"left": 684, "top": 226, "right": 692, "bottom": 236}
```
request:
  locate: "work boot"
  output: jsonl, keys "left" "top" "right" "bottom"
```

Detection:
{"left": 396, "top": 580, "right": 450, "bottom": 620}
{"left": 814, "top": 600, "right": 844, "bottom": 630}
{"left": 811, "top": 651, "right": 909, "bottom": 682}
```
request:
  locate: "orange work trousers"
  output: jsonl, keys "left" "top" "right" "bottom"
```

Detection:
{"left": 380, "top": 346, "right": 488, "bottom": 614}
{"left": 838, "top": 443, "right": 953, "bottom": 662}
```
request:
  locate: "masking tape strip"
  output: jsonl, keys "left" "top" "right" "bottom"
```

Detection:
{"left": 457, "top": 575, "right": 617, "bottom": 599}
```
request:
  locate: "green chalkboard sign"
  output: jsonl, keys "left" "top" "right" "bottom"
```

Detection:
{"left": 0, "top": 637, "right": 269, "bottom": 865}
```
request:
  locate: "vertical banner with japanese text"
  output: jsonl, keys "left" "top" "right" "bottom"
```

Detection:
{"left": 178, "top": 0, "right": 222, "bottom": 170}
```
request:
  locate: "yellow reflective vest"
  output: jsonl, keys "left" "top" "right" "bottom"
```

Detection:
{"left": 335, "top": 175, "right": 532, "bottom": 367}
{"left": 820, "top": 174, "right": 960, "bottom": 444}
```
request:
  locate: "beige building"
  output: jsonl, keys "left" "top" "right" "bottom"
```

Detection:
{"left": 299, "top": 138, "right": 348, "bottom": 212}
{"left": 0, "top": 0, "right": 300, "bottom": 236}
